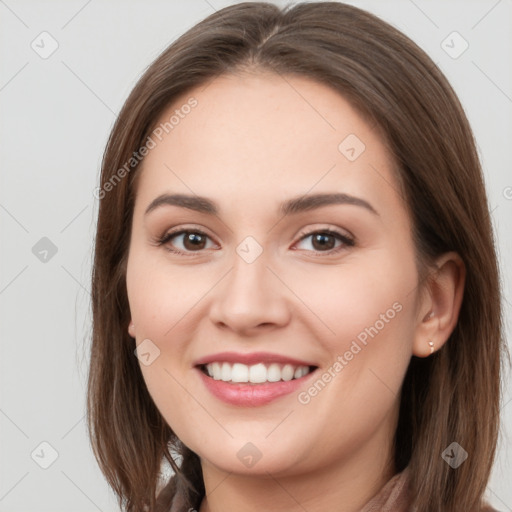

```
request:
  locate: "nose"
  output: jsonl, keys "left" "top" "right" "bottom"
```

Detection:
{"left": 208, "top": 250, "right": 291, "bottom": 336}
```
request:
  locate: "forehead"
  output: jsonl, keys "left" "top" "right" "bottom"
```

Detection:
{"left": 134, "top": 72, "right": 403, "bottom": 221}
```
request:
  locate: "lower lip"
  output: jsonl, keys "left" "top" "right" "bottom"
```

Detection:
{"left": 196, "top": 368, "right": 316, "bottom": 407}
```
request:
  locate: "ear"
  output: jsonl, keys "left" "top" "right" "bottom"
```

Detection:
{"left": 412, "top": 251, "right": 466, "bottom": 357}
{"left": 128, "top": 319, "right": 136, "bottom": 338}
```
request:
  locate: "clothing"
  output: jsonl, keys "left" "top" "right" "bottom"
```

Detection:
{"left": 169, "top": 465, "right": 500, "bottom": 511}
{"left": 359, "top": 466, "right": 411, "bottom": 512}
{"left": 359, "top": 466, "right": 499, "bottom": 512}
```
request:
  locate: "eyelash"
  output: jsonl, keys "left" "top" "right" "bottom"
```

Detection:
{"left": 155, "top": 226, "right": 355, "bottom": 257}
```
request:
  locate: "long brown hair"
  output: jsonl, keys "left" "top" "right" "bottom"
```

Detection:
{"left": 87, "top": 2, "right": 505, "bottom": 511}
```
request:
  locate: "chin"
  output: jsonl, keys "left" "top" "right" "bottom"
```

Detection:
{"left": 190, "top": 435, "right": 312, "bottom": 477}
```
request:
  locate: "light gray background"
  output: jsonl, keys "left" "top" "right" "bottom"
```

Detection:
{"left": 1, "top": 0, "right": 511, "bottom": 510}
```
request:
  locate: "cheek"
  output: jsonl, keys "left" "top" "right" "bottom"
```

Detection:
{"left": 291, "top": 251, "right": 416, "bottom": 417}
{"left": 290, "top": 251, "right": 417, "bottom": 353}
{"left": 126, "top": 247, "right": 209, "bottom": 342}
{"left": 126, "top": 250, "right": 218, "bottom": 425}
{"left": 126, "top": 262, "right": 202, "bottom": 439}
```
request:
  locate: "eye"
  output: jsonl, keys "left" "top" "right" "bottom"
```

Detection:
{"left": 157, "top": 229, "right": 216, "bottom": 255}
{"left": 293, "top": 228, "right": 354, "bottom": 255}
{"left": 155, "top": 226, "right": 355, "bottom": 257}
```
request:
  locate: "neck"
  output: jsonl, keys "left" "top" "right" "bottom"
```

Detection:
{"left": 198, "top": 423, "right": 396, "bottom": 512}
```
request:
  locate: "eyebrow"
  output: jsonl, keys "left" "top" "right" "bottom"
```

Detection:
{"left": 144, "top": 192, "right": 379, "bottom": 217}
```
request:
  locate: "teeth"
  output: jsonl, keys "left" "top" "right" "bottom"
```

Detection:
{"left": 221, "top": 362, "right": 231, "bottom": 381}
{"left": 249, "top": 363, "right": 267, "bottom": 383}
{"left": 212, "top": 362, "right": 222, "bottom": 380}
{"left": 231, "top": 363, "right": 249, "bottom": 383}
{"left": 267, "top": 363, "right": 281, "bottom": 382}
{"left": 281, "top": 364, "right": 295, "bottom": 381}
{"left": 204, "top": 362, "right": 312, "bottom": 383}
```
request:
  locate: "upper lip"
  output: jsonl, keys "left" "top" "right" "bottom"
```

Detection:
{"left": 193, "top": 351, "right": 317, "bottom": 368}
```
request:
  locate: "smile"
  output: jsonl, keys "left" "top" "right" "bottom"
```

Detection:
{"left": 201, "top": 361, "right": 314, "bottom": 383}
{"left": 194, "top": 352, "right": 319, "bottom": 407}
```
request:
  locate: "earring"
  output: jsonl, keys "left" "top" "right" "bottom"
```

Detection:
{"left": 428, "top": 340, "right": 435, "bottom": 354}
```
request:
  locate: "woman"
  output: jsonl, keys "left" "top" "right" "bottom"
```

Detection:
{"left": 87, "top": 2, "right": 505, "bottom": 511}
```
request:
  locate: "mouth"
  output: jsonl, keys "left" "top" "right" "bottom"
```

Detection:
{"left": 194, "top": 358, "right": 319, "bottom": 407}
{"left": 197, "top": 361, "right": 317, "bottom": 384}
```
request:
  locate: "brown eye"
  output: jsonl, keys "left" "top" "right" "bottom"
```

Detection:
{"left": 158, "top": 229, "right": 214, "bottom": 255}
{"left": 294, "top": 229, "right": 354, "bottom": 254}
{"left": 181, "top": 232, "right": 208, "bottom": 251}
{"left": 311, "top": 233, "right": 336, "bottom": 251}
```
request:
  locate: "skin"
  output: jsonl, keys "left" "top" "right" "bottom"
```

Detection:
{"left": 125, "top": 71, "right": 465, "bottom": 512}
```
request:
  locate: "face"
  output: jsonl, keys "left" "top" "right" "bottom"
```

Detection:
{"left": 126, "top": 71, "right": 423, "bottom": 477}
